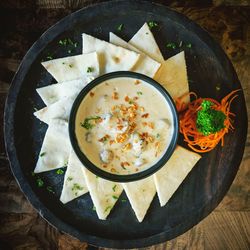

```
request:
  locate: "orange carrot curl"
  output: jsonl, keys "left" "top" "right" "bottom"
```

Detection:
{"left": 175, "top": 89, "right": 240, "bottom": 153}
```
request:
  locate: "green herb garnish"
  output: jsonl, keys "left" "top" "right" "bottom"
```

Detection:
{"left": 80, "top": 116, "right": 101, "bottom": 130}
{"left": 112, "top": 185, "right": 117, "bottom": 192}
{"left": 137, "top": 91, "right": 143, "bottom": 95}
{"left": 117, "top": 24, "right": 124, "bottom": 32}
{"left": 87, "top": 67, "right": 94, "bottom": 73}
{"left": 40, "top": 152, "right": 46, "bottom": 157}
{"left": 104, "top": 206, "right": 112, "bottom": 213}
{"left": 186, "top": 43, "right": 192, "bottom": 48}
{"left": 121, "top": 199, "right": 127, "bottom": 202}
{"left": 69, "top": 64, "right": 73, "bottom": 68}
{"left": 92, "top": 206, "right": 96, "bottom": 211}
{"left": 156, "top": 133, "right": 160, "bottom": 138}
{"left": 47, "top": 186, "right": 55, "bottom": 194}
{"left": 166, "top": 42, "right": 176, "bottom": 49}
{"left": 56, "top": 169, "right": 64, "bottom": 175}
{"left": 148, "top": 21, "right": 158, "bottom": 29}
{"left": 46, "top": 54, "right": 53, "bottom": 60}
{"left": 58, "top": 38, "right": 77, "bottom": 46}
{"left": 112, "top": 195, "right": 118, "bottom": 200}
{"left": 196, "top": 100, "right": 226, "bottom": 136}
{"left": 71, "top": 183, "right": 84, "bottom": 191}
{"left": 36, "top": 178, "right": 44, "bottom": 187}
{"left": 67, "top": 176, "right": 73, "bottom": 181}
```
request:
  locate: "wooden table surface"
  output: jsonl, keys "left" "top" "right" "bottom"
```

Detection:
{"left": 0, "top": 1, "right": 249, "bottom": 249}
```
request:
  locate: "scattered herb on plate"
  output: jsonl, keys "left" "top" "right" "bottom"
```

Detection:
{"left": 117, "top": 24, "right": 124, "bottom": 32}
{"left": 148, "top": 21, "right": 158, "bottom": 29}
{"left": 56, "top": 169, "right": 64, "bottom": 175}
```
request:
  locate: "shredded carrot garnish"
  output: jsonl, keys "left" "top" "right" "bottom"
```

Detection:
{"left": 178, "top": 90, "right": 240, "bottom": 153}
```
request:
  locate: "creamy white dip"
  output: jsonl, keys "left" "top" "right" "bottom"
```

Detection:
{"left": 75, "top": 77, "right": 173, "bottom": 175}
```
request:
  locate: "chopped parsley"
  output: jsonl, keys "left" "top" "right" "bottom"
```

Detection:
{"left": 148, "top": 21, "right": 158, "bottom": 29}
{"left": 92, "top": 206, "right": 96, "bottom": 211}
{"left": 87, "top": 67, "right": 94, "bottom": 73}
{"left": 47, "top": 186, "right": 55, "bottom": 194}
{"left": 40, "top": 152, "right": 46, "bottom": 157}
{"left": 186, "top": 43, "right": 192, "bottom": 48}
{"left": 46, "top": 53, "right": 53, "bottom": 60}
{"left": 166, "top": 42, "right": 177, "bottom": 49}
{"left": 196, "top": 100, "right": 226, "bottom": 136}
{"left": 112, "top": 185, "right": 117, "bottom": 192}
{"left": 137, "top": 91, "right": 143, "bottom": 95}
{"left": 104, "top": 206, "right": 112, "bottom": 213}
{"left": 80, "top": 116, "right": 101, "bottom": 130}
{"left": 117, "top": 24, "right": 124, "bottom": 32}
{"left": 36, "top": 178, "right": 44, "bottom": 187}
{"left": 112, "top": 195, "right": 119, "bottom": 200}
{"left": 58, "top": 38, "right": 77, "bottom": 47}
{"left": 121, "top": 199, "right": 127, "bottom": 202}
{"left": 56, "top": 169, "right": 64, "bottom": 175}
{"left": 156, "top": 133, "right": 160, "bottom": 138}
{"left": 68, "top": 64, "right": 73, "bottom": 68}
{"left": 67, "top": 176, "right": 73, "bottom": 181}
{"left": 71, "top": 183, "right": 84, "bottom": 191}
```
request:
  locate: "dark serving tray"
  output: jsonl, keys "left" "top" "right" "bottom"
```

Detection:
{"left": 4, "top": 0, "right": 248, "bottom": 248}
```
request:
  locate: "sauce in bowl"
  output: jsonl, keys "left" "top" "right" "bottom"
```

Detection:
{"left": 74, "top": 76, "right": 174, "bottom": 175}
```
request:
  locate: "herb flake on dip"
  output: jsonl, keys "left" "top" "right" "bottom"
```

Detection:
{"left": 75, "top": 77, "right": 174, "bottom": 175}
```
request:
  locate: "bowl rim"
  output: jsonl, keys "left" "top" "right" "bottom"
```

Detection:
{"left": 69, "top": 71, "right": 179, "bottom": 182}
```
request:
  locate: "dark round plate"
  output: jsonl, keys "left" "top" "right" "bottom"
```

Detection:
{"left": 4, "top": 0, "right": 248, "bottom": 248}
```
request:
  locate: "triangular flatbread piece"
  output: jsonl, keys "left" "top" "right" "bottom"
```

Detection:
{"left": 60, "top": 149, "right": 88, "bottom": 204}
{"left": 81, "top": 167, "right": 123, "bottom": 220}
{"left": 34, "top": 96, "right": 75, "bottom": 124}
{"left": 154, "top": 51, "right": 190, "bottom": 103}
{"left": 129, "top": 23, "right": 164, "bottom": 62}
{"left": 36, "top": 77, "right": 93, "bottom": 106}
{"left": 122, "top": 176, "right": 156, "bottom": 222}
{"left": 41, "top": 52, "right": 99, "bottom": 82}
{"left": 34, "top": 119, "right": 71, "bottom": 173}
{"left": 109, "top": 32, "right": 161, "bottom": 78}
{"left": 154, "top": 146, "right": 201, "bottom": 206}
{"left": 82, "top": 33, "right": 140, "bottom": 74}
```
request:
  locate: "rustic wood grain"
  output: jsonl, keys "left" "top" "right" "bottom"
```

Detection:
{"left": 0, "top": 1, "right": 249, "bottom": 249}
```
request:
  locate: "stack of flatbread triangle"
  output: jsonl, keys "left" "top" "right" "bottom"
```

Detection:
{"left": 34, "top": 23, "right": 201, "bottom": 222}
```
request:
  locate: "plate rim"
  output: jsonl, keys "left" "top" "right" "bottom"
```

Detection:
{"left": 4, "top": 0, "right": 248, "bottom": 248}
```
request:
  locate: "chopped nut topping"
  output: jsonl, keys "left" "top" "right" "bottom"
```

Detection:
{"left": 116, "top": 133, "right": 128, "bottom": 143}
{"left": 124, "top": 96, "right": 130, "bottom": 102}
{"left": 112, "top": 92, "right": 119, "bottom": 100}
{"left": 117, "top": 125, "right": 124, "bottom": 130}
{"left": 142, "top": 113, "right": 149, "bottom": 118}
{"left": 98, "top": 134, "right": 110, "bottom": 142}
{"left": 109, "top": 140, "right": 115, "bottom": 145}
{"left": 148, "top": 122, "right": 154, "bottom": 129}
{"left": 135, "top": 80, "right": 140, "bottom": 85}
{"left": 121, "top": 162, "right": 130, "bottom": 169}
{"left": 122, "top": 143, "right": 132, "bottom": 151}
